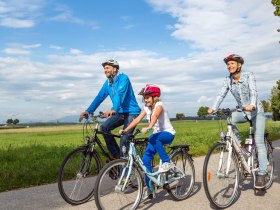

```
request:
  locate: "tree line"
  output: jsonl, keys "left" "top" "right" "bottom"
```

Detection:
{"left": 6, "top": 119, "right": 20, "bottom": 125}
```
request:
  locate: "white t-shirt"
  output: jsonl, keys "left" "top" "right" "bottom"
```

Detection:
{"left": 144, "top": 101, "right": 176, "bottom": 135}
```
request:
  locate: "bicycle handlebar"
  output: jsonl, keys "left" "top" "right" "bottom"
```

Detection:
{"left": 212, "top": 107, "right": 255, "bottom": 116}
{"left": 80, "top": 111, "right": 106, "bottom": 122}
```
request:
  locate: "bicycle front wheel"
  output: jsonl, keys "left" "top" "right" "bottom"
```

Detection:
{"left": 57, "top": 146, "right": 102, "bottom": 205}
{"left": 168, "top": 150, "right": 195, "bottom": 200}
{"left": 203, "top": 142, "right": 239, "bottom": 209}
{"left": 94, "top": 159, "right": 143, "bottom": 210}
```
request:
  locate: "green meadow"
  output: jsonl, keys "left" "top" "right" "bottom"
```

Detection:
{"left": 0, "top": 120, "right": 279, "bottom": 192}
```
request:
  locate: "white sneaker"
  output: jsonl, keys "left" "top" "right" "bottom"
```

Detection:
{"left": 158, "top": 162, "right": 175, "bottom": 173}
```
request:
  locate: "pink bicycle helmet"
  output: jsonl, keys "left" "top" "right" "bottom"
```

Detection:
{"left": 223, "top": 54, "right": 244, "bottom": 64}
{"left": 139, "top": 84, "right": 161, "bottom": 97}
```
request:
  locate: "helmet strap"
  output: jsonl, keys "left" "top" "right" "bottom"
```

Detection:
{"left": 108, "top": 67, "right": 118, "bottom": 85}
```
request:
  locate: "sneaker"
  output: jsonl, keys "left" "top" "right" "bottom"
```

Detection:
{"left": 142, "top": 187, "right": 155, "bottom": 200}
{"left": 255, "top": 174, "right": 266, "bottom": 189}
{"left": 158, "top": 162, "right": 175, "bottom": 173}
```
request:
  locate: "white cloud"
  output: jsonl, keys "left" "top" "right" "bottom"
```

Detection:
{"left": 147, "top": 0, "right": 279, "bottom": 51}
{"left": 0, "top": 17, "right": 34, "bottom": 28}
{"left": 0, "top": 0, "right": 279, "bottom": 123}
{"left": 49, "top": 4, "right": 84, "bottom": 24}
{"left": 3, "top": 48, "right": 30, "bottom": 55}
{"left": 69, "top": 48, "right": 83, "bottom": 54}
{"left": 49, "top": 45, "right": 63, "bottom": 50}
{"left": 22, "top": 44, "right": 41, "bottom": 49}
{"left": 0, "top": 0, "right": 44, "bottom": 28}
{"left": 197, "top": 96, "right": 213, "bottom": 104}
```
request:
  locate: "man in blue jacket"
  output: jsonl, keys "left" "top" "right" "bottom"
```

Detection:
{"left": 80, "top": 59, "right": 141, "bottom": 158}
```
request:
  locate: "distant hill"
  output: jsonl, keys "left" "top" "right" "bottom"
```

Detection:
{"left": 48, "top": 115, "right": 80, "bottom": 123}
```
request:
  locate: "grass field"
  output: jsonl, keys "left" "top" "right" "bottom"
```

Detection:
{"left": 0, "top": 120, "right": 279, "bottom": 192}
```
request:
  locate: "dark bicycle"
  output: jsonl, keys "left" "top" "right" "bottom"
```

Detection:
{"left": 57, "top": 112, "right": 148, "bottom": 205}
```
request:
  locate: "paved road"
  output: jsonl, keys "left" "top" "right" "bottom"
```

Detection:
{"left": 1, "top": 140, "right": 280, "bottom": 210}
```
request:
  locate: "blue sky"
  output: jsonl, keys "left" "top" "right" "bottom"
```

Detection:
{"left": 0, "top": 0, "right": 279, "bottom": 123}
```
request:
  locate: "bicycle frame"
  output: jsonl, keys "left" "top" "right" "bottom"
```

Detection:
{"left": 84, "top": 116, "right": 119, "bottom": 161}
{"left": 118, "top": 141, "right": 186, "bottom": 192}
{"left": 219, "top": 111, "right": 257, "bottom": 178}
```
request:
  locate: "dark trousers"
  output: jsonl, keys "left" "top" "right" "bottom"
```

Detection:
{"left": 100, "top": 113, "right": 138, "bottom": 158}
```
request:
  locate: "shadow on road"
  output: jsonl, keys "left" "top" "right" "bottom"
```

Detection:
{"left": 140, "top": 181, "right": 202, "bottom": 210}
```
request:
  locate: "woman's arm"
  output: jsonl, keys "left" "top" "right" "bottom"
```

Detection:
{"left": 246, "top": 72, "right": 257, "bottom": 111}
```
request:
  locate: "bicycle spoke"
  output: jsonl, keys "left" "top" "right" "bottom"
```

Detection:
{"left": 203, "top": 143, "right": 239, "bottom": 209}
{"left": 94, "top": 159, "right": 143, "bottom": 210}
{"left": 58, "top": 147, "right": 100, "bottom": 205}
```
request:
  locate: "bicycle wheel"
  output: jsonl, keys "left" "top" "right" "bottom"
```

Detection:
{"left": 203, "top": 142, "right": 239, "bottom": 209}
{"left": 264, "top": 137, "right": 274, "bottom": 189}
{"left": 94, "top": 159, "right": 143, "bottom": 210}
{"left": 57, "top": 146, "right": 102, "bottom": 205}
{"left": 167, "top": 150, "right": 195, "bottom": 200}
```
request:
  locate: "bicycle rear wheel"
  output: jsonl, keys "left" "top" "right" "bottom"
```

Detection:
{"left": 94, "top": 159, "right": 143, "bottom": 210}
{"left": 167, "top": 150, "right": 195, "bottom": 200}
{"left": 203, "top": 142, "right": 239, "bottom": 209}
{"left": 57, "top": 146, "right": 101, "bottom": 205}
{"left": 264, "top": 137, "right": 274, "bottom": 189}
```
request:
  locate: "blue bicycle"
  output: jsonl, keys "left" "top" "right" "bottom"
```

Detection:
{"left": 94, "top": 129, "right": 195, "bottom": 210}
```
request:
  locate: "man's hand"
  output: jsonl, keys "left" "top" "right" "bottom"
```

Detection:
{"left": 104, "top": 110, "right": 116, "bottom": 118}
{"left": 79, "top": 111, "right": 89, "bottom": 122}
{"left": 245, "top": 105, "right": 255, "bottom": 111}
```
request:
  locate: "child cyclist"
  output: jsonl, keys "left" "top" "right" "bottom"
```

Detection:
{"left": 119, "top": 84, "right": 176, "bottom": 199}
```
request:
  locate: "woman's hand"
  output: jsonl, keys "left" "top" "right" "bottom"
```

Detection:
{"left": 245, "top": 105, "right": 255, "bottom": 111}
{"left": 208, "top": 108, "right": 214, "bottom": 114}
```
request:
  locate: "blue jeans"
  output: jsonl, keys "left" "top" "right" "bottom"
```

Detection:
{"left": 100, "top": 113, "right": 138, "bottom": 158}
{"left": 142, "top": 131, "right": 175, "bottom": 190}
{"left": 232, "top": 111, "right": 268, "bottom": 175}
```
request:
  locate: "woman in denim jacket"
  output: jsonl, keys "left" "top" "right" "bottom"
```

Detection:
{"left": 208, "top": 54, "right": 268, "bottom": 189}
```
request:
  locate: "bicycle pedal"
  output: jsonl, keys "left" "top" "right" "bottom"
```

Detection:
{"left": 163, "top": 184, "right": 171, "bottom": 192}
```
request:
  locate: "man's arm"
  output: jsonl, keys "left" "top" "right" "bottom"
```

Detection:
{"left": 86, "top": 81, "right": 109, "bottom": 114}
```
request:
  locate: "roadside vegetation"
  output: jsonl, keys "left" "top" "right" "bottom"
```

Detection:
{"left": 0, "top": 120, "right": 279, "bottom": 192}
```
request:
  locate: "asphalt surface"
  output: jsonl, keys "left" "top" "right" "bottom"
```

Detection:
{"left": 1, "top": 140, "right": 280, "bottom": 210}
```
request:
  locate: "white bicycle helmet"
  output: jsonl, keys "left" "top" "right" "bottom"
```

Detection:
{"left": 101, "top": 59, "right": 119, "bottom": 69}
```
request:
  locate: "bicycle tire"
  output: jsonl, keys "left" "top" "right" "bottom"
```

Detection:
{"left": 203, "top": 142, "right": 239, "bottom": 209}
{"left": 94, "top": 159, "right": 143, "bottom": 210}
{"left": 167, "top": 149, "right": 195, "bottom": 200}
{"left": 264, "top": 137, "right": 274, "bottom": 189}
{"left": 57, "top": 146, "right": 102, "bottom": 205}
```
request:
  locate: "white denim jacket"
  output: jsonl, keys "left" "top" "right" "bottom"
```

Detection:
{"left": 212, "top": 71, "right": 264, "bottom": 118}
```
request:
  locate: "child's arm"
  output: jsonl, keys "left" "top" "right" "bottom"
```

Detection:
{"left": 121, "top": 109, "right": 146, "bottom": 133}
{"left": 142, "top": 104, "right": 163, "bottom": 133}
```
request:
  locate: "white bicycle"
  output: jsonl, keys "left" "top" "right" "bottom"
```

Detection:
{"left": 203, "top": 108, "right": 274, "bottom": 209}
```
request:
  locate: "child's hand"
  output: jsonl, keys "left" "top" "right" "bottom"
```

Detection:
{"left": 141, "top": 127, "right": 151, "bottom": 134}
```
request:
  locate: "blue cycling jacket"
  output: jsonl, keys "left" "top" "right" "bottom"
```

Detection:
{"left": 86, "top": 73, "right": 141, "bottom": 114}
